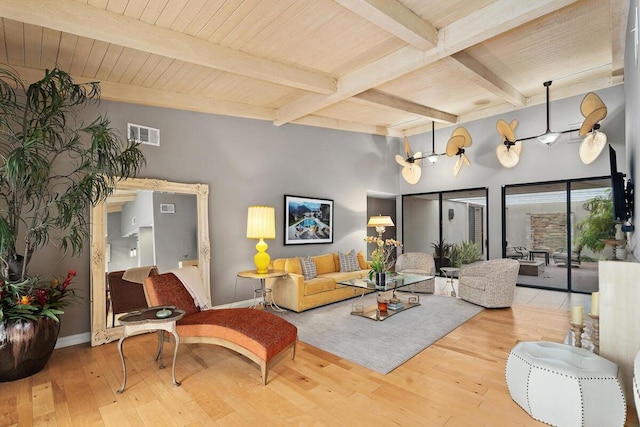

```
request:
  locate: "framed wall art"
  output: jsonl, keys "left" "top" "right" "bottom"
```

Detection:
{"left": 284, "top": 195, "right": 333, "bottom": 245}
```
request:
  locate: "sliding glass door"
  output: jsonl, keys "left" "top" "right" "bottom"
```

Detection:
{"left": 503, "top": 178, "right": 608, "bottom": 293}
{"left": 402, "top": 188, "right": 487, "bottom": 273}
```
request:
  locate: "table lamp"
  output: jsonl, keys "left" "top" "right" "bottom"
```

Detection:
{"left": 367, "top": 215, "right": 394, "bottom": 239}
{"left": 247, "top": 206, "right": 276, "bottom": 274}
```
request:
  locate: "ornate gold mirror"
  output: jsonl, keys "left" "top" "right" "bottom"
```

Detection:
{"left": 90, "top": 178, "right": 210, "bottom": 346}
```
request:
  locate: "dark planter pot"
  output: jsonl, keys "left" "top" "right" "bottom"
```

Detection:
{"left": 375, "top": 272, "right": 386, "bottom": 288}
{"left": 0, "top": 318, "right": 60, "bottom": 382}
{"left": 434, "top": 257, "right": 451, "bottom": 272}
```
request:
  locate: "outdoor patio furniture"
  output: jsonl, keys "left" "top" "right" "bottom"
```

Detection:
{"left": 506, "top": 246, "right": 529, "bottom": 260}
{"left": 552, "top": 247, "right": 582, "bottom": 266}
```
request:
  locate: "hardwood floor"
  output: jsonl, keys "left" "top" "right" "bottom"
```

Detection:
{"left": 1, "top": 286, "right": 638, "bottom": 426}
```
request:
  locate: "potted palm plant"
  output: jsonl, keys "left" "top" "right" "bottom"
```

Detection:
{"left": 0, "top": 67, "right": 145, "bottom": 381}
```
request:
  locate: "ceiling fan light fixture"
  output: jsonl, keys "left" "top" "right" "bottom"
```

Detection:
{"left": 537, "top": 131, "right": 560, "bottom": 145}
{"left": 426, "top": 152, "right": 440, "bottom": 164}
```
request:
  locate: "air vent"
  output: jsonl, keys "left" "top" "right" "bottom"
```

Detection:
{"left": 127, "top": 123, "right": 160, "bottom": 146}
{"left": 160, "top": 203, "right": 175, "bottom": 214}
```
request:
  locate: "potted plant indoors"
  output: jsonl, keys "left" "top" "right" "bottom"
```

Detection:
{"left": 365, "top": 235, "right": 402, "bottom": 286}
{"left": 431, "top": 238, "right": 452, "bottom": 271}
{"left": 0, "top": 67, "right": 146, "bottom": 381}
{"left": 449, "top": 240, "right": 483, "bottom": 268}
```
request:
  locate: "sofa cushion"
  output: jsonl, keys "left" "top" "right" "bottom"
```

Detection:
{"left": 284, "top": 257, "right": 302, "bottom": 275}
{"left": 299, "top": 256, "right": 317, "bottom": 280}
{"left": 357, "top": 251, "right": 368, "bottom": 270}
{"left": 313, "top": 253, "right": 336, "bottom": 275}
{"left": 338, "top": 250, "right": 360, "bottom": 272}
{"left": 304, "top": 277, "right": 337, "bottom": 295}
{"left": 323, "top": 271, "right": 367, "bottom": 284}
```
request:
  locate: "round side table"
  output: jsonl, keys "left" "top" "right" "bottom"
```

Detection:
{"left": 237, "top": 269, "right": 288, "bottom": 312}
{"left": 440, "top": 267, "right": 460, "bottom": 297}
{"left": 117, "top": 306, "right": 185, "bottom": 393}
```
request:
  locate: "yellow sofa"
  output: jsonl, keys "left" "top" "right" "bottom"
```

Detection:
{"left": 266, "top": 252, "right": 371, "bottom": 312}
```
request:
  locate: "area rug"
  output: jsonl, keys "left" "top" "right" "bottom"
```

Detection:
{"left": 283, "top": 294, "right": 483, "bottom": 374}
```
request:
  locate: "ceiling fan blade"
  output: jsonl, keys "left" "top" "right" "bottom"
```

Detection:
{"left": 402, "top": 164, "right": 422, "bottom": 185}
{"left": 395, "top": 154, "right": 408, "bottom": 167}
{"left": 462, "top": 153, "right": 471, "bottom": 166}
{"left": 580, "top": 92, "right": 606, "bottom": 118}
{"left": 497, "top": 119, "right": 516, "bottom": 143}
{"left": 446, "top": 135, "right": 464, "bottom": 156}
{"left": 413, "top": 151, "right": 423, "bottom": 165}
{"left": 496, "top": 145, "right": 520, "bottom": 168}
{"left": 404, "top": 136, "right": 412, "bottom": 158}
{"left": 509, "top": 119, "right": 518, "bottom": 131}
{"left": 453, "top": 157, "right": 463, "bottom": 176}
{"left": 579, "top": 131, "right": 607, "bottom": 165}
{"left": 579, "top": 106, "right": 607, "bottom": 136}
{"left": 452, "top": 127, "right": 472, "bottom": 147}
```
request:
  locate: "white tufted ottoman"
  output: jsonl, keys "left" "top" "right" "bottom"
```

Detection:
{"left": 506, "top": 341, "right": 626, "bottom": 426}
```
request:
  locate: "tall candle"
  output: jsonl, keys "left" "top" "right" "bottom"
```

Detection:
{"left": 591, "top": 292, "right": 599, "bottom": 316}
{"left": 571, "top": 306, "right": 584, "bottom": 325}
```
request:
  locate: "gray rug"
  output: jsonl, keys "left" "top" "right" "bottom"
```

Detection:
{"left": 283, "top": 294, "right": 483, "bottom": 374}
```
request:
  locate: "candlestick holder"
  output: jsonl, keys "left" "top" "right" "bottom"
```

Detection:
{"left": 588, "top": 313, "right": 599, "bottom": 354}
{"left": 570, "top": 323, "right": 585, "bottom": 348}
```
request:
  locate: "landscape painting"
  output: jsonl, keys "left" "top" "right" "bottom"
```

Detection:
{"left": 284, "top": 195, "right": 333, "bottom": 245}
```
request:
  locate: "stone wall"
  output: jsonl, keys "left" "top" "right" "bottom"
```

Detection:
{"left": 525, "top": 213, "right": 568, "bottom": 250}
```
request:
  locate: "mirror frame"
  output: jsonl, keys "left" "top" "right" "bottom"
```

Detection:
{"left": 90, "top": 177, "right": 210, "bottom": 346}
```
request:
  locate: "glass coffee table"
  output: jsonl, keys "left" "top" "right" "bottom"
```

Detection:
{"left": 338, "top": 274, "right": 434, "bottom": 321}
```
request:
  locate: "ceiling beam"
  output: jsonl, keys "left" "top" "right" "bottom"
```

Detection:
{"left": 353, "top": 89, "right": 458, "bottom": 123}
{"left": 293, "top": 114, "right": 405, "bottom": 137}
{"left": 0, "top": 0, "right": 337, "bottom": 94}
{"left": 333, "top": 0, "right": 437, "bottom": 50}
{"left": 274, "top": 0, "right": 580, "bottom": 126}
{"left": 8, "top": 65, "right": 275, "bottom": 122}
{"left": 449, "top": 52, "right": 527, "bottom": 107}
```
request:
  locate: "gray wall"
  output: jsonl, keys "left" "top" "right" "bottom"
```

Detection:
{"left": 626, "top": 0, "right": 639, "bottom": 259}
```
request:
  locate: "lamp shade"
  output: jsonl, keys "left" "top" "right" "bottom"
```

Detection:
{"left": 367, "top": 215, "right": 394, "bottom": 228}
{"left": 246, "top": 206, "right": 276, "bottom": 239}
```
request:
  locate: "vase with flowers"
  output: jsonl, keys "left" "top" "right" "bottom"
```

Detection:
{"left": 0, "top": 67, "right": 145, "bottom": 381}
{"left": 365, "top": 236, "right": 403, "bottom": 287}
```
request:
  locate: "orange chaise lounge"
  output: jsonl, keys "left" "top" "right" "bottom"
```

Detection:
{"left": 143, "top": 270, "right": 297, "bottom": 385}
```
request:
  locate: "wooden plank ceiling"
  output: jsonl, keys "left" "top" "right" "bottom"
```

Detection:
{"left": 0, "top": 0, "right": 627, "bottom": 137}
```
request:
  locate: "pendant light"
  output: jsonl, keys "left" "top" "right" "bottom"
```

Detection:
{"left": 426, "top": 121, "right": 441, "bottom": 164}
{"left": 537, "top": 81, "right": 560, "bottom": 145}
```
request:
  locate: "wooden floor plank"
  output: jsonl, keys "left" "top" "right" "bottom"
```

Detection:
{"left": 0, "top": 299, "right": 638, "bottom": 426}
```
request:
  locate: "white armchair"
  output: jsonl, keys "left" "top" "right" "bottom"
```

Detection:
{"left": 458, "top": 258, "right": 519, "bottom": 308}
{"left": 395, "top": 252, "right": 435, "bottom": 293}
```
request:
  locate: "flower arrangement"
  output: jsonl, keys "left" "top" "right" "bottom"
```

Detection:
{"left": 365, "top": 236, "right": 403, "bottom": 279}
{"left": 0, "top": 270, "right": 76, "bottom": 323}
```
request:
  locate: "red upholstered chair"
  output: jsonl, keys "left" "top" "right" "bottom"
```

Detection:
{"left": 143, "top": 272, "right": 297, "bottom": 385}
{"left": 108, "top": 267, "right": 158, "bottom": 327}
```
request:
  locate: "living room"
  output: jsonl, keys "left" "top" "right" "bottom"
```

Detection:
{"left": 1, "top": 0, "right": 639, "bottom": 424}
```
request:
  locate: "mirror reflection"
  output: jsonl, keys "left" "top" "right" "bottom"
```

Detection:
{"left": 90, "top": 178, "right": 210, "bottom": 346}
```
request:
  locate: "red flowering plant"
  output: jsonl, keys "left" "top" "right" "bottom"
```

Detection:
{"left": 0, "top": 270, "right": 77, "bottom": 323}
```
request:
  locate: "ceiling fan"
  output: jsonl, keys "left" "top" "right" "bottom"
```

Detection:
{"left": 496, "top": 119, "right": 523, "bottom": 168}
{"left": 395, "top": 136, "right": 423, "bottom": 185}
{"left": 495, "top": 81, "right": 574, "bottom": 150}
{"left": 578, "top": 92, "right": 608, "bottom": 164}
{"left": 445, "top": 127, "right": 472, "bottom": 177}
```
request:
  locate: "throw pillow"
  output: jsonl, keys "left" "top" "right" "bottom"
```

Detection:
{"left": 356, "top": 251, "right": 368, "bottom": 270}
{"left": 339, "top": 250, "right": 360, "bottom": 272}
{"left": 299, "top": 256, "right": 317, "bottom": 280}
